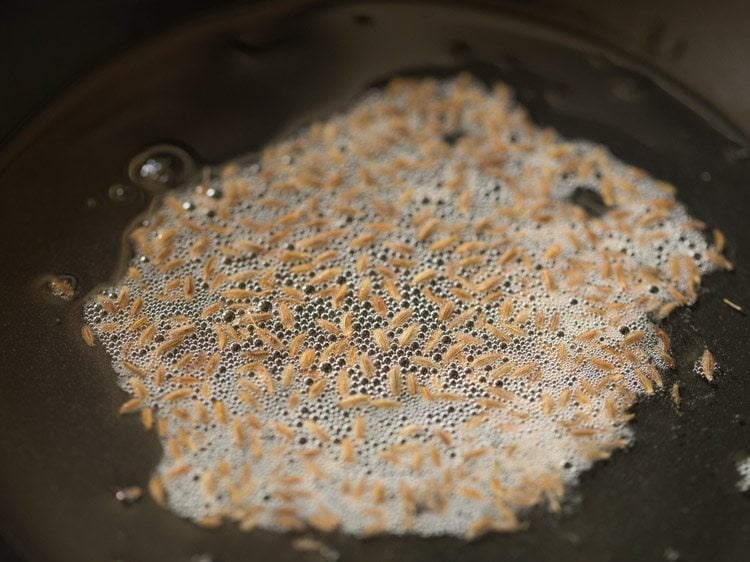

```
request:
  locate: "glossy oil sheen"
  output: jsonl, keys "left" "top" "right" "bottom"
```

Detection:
{"left": 0, "top": 2, "right": 748, "bottom": 561}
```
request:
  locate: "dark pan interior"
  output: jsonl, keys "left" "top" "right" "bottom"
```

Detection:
{"left": 0, "top": 2, "right": 749, "bottom": 561}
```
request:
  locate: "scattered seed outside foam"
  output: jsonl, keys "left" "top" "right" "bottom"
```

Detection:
{"left": 84, "top": 73, "right": 729, "bottom": 538}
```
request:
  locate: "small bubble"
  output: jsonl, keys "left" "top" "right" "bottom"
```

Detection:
{"left": 128, "top": 144, "right": 196, "bottom": 192}
{"left": 107, "top": 184, "right": 137, "bottom": 203}
{"left": 114, "top": 486, "right": 142, "bottom": 505}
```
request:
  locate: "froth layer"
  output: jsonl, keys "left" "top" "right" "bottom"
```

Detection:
{"left": 84, "top": 73, "right": 728, "bottom": 538}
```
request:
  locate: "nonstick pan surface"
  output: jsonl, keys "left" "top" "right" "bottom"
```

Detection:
{"left": 0, "top": 2, "right": 749, "bottom": 561}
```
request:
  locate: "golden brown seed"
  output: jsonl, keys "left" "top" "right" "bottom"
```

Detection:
{"left": 353, "top": 415, "right": 366, "bottom": 440}
{"left": 214, "top": 401, "right": 227, "bottom": 424}
{"left": 398, "top": 323, "right": 420, "bottom": 347}
{"left": 299, "top": 348, "right": 316, "bottom": 371}
{"left": 701, "top": 348, "right": 715, "bottom": 381}
{"left": 278, "top": 303, "right": 294, "bottom": 329}
{"left": 163, "top": 388, "right": 192, "bottom": 402}
{"left": 272, "top": 421, "right": 295, "bottom": 440}
{"left": 338, "top": 394, "right": 370, "bottom": 408}
{"left": 412, "top": 269, "right": 437, "bottom": 285}
{"left": 371, "top": 295, "right": 388, "bottom": 316}
{"left": 81, "top": 325, "right": 95, "bottom": 347}
{"left": 406, "top": 372, "right": 417, "bottom": 395}
{"left": 308, "top": 378, "right": 327, "bottom": 400}
{"left": 388, "top": 366, "right": 401, "bottom": 396}
{"left": 410, "top": 356, "right": 440, "bottom": 370}
{"left": 148, "top": 476, "right": 166, "bottom": 506}
{"left": 373, "top": 328, "right": 389, "bottom": 350}
{"left": 304, "top": 419, "right": 331, "bottom": 443}
{"left": 341, "top": 438, "right": 355, "bottom": 463}
{"left": 671, "top": 383, "right": 681, "bottom": 409}
{"left": 388, "top": 308, "right": 412, "bottom": 330}
{"left": 370, "top": 398, "right": 401, "bottom": 408}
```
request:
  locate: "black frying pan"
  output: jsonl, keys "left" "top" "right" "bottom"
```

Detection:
{"left": 1, "top": 2, "right": 749, "bottom": 561}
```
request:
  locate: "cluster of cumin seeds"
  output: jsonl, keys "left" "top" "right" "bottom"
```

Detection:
{"left": 84, "top": 73, "right": 729, "bottom": 538}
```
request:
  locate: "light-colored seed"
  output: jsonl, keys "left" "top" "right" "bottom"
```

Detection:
{"left": 388, "top": 308, "right": 412, "bottom": 330}
{"left": 388, "top": 366, "right": 401, "bottom": 396}
{"left": 338, "top": 394, "right": 370, "bottom": 408}
{"left": 398, "top": 323, "right": 420, "bottom": 347}
{"left": 308, "top": 378, "right": 327, "bottom": 400}
{"left": 412, "top": 269, "right": 437, "bottom": 285}
{"left": 304, "top": 419, "right": 331, "bottom": 443}
{"left": 119, "top": 398, "right": 141, "bottom": 414}
{"left": 272, "top": 420, "right": 295, "bottom": 440}
{"left": 671, "top": 383, "right": 681, "bottom": 409}
{"left": 370, "top": 398, "right": 401, "bottom": 408}
{"left": 278, "top": 303, "right": 294, "bottom": 329}
{"left": 214, "top": 401, "right": 227, "bottom": 424}
{"left": 81, "top": 325, "right": 95, "bottom": 347}
{"left": 406, "top": 372, "right": 417, "bottom": 395}
{"left": 341, "top": 438, "right": 355, "bottom": 462}
{"left": 163, "top": 388, "right": 191, "bottom": 402}
{"left": 373, "top": 328, "right": 389, "bottom": 350}
{"left": 410, "top": 356, "right": 440, "bottom": 370}
{"left": 722, "top": 298, "right": 744, "bottom": 314}
{"left": 701, "top": 348, "right": 715, "bottom": 381}
{"left": 299, "top": 348, "right": 316, "bottom": 371}
{"left": 359, "top": 353, "right": 375, "bottom": 378}
{"left": 148, "top": 476, "right": 166, "bottom": 506}
{"left": 353, "top": 415, "right": 366, "bottom": 440}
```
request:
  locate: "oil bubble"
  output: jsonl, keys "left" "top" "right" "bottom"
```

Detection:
{"left": 127, "top": 144, "right": 196, "bottom": 193}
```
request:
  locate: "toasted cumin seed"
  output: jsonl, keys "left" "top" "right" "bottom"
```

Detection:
{"left": 371, "top": 294, "right": 388, "bottom": 316}
{"left": 359, "top": 352, "right": 375, "bottom": 378}
{"left": 410, "top": 356, "right": 440, "bottom": 370}
{"left": 278, "top": 303, "right": 294, "bottom": 329}
{"left": 388, "top": 308, "right": 412, "bottom": 330}
{"left": 438, "top": 301, "right": 456, "bottom": 322}
{"left": 304, "top": 419, "right": 331, "bottom": 443}
{"left": 353, "top": 415, "right": 366, "bottom": 440}
{"left": 148, "top": 476, "right": 166, "bottom": 506}
{"left": 308, "top": 378, "right": 327, "bottom": 400}
{"left": 398, "top": 323, "right": 420, "bottom": 347}
{"left": 214, "top": 401, "right": 227, "bottom": 424}
{"left": 412, "top": 269, "right": 437, "bottom": 285}
{"left": 81, "top": 325, "right": 95, "bottom": 347}
{"left": 338, "top": 394, "right": 369, "bottom": 408}
{"left": 122, "top": 360, "right": 146, "bottom": 378}
{"left": 373, "top": 328, "right": 389, "bottom": 350}
{"left": 370, "top": 398, "right": 401, "bottom": 408}
{"left": 119, "top": 398, "right": 141, "bottom": 414}
{"left": 470, "top": 352, "right": 504, "bottom": 369}
{"left": 272, "top": 421, "right": 295, "bottom": 440}
{"left": 701, "top": 348, "right": 715, "bottom": 381}
{"left": 289, "top": 333, "right": 306, "bottom": 356}
{"left": 299, "top": 348, "right": 316, "bottom": 371}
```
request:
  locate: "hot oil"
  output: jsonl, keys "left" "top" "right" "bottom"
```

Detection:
{"left": 1, "top": 2, "right": 748, "bottom": 561}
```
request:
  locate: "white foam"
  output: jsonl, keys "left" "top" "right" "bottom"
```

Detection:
{"left": 85, "top": 74, "right": 725, "bottom": 537}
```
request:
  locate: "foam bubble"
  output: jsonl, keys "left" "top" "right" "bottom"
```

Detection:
{"left": 84, "top": 73, "right": 727, "bottom": 538}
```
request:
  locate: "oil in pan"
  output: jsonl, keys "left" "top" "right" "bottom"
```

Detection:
{"left": 1, "top": 2, "right": 749, "bottom": 562}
